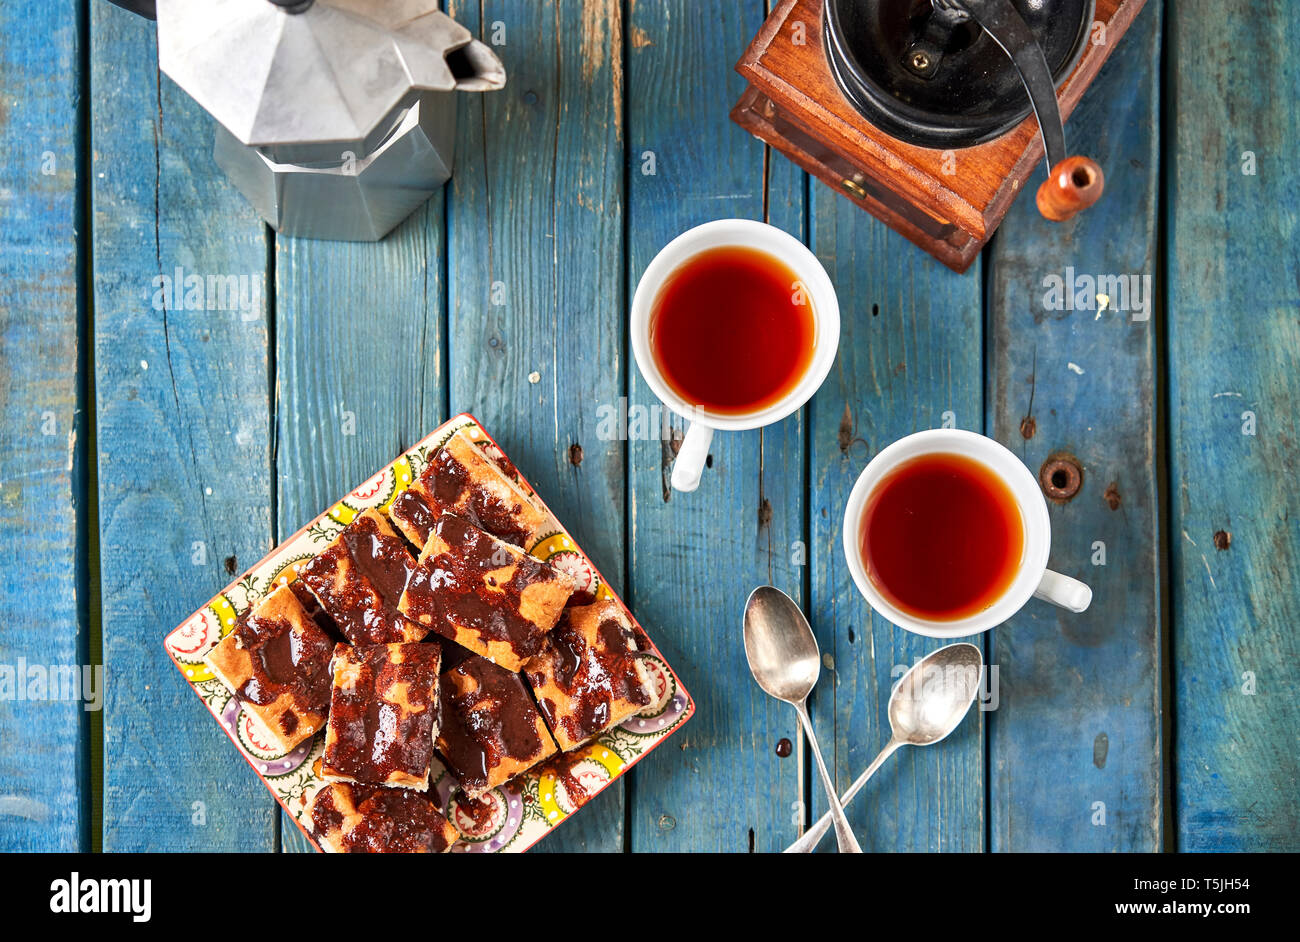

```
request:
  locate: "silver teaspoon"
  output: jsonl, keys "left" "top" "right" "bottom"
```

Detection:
{"left": 743, "top": 586, "right": 862, "bottom": 854}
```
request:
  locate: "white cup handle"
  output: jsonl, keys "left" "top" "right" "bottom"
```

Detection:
{"left": 670, "top": 422, "right": 714, "bottom": 493}
{"left": 1033, "top": 568, "right": 1093, "bottom": 613}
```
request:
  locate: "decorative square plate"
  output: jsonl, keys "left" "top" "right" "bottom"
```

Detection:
{"left": 164, "top": 414, "right": 694, "bottom": 852}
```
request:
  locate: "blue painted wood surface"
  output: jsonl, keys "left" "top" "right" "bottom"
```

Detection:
{"left": 0, "top": 0, "right": 88, "bottom": 852}
{"left": 1, "top": 0, "right": 1297, "bottom": 853}
{"left": 90, "top": 2, "right": 276, "bottom": 851}
{"left": 1166, "top": 0, "right": 1300, "bottom": 851}
{"left": 985, "top": 0, "right": 1164, "bottom": 851}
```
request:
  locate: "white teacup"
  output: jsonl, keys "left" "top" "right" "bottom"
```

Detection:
{"left": 842, "top": 428, "right": 1092, "bottom": 638}
{"left": 630, "top": 219, "right": 840, "bottom": 492}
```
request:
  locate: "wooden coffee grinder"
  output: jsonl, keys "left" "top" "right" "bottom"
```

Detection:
{"left": 733, "top": 0, "right": 1147, "bottom": 272}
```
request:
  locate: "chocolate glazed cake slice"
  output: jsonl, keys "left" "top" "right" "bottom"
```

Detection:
{"left": 437, "top": 655, "right": 558, "bottom": 799}
{"left": 524, "top": 600, "right": 656, "bottom": 751}
{"left": 298, "top": 508, "right": 427, "bottom": 645}
{"left": 390, "top": 428, "right": 550, "bottom": 549}
{"left": 307, "top": 782, "right": 458, "bottom": 854}
{"left": 398, "top": 514, "right": 575, "bottom": 672}
{"left": 203, "top": 584, "right": 335, "bottom": 752}
{"left": 321, "top": 641, "right": 442, "bottom": 789}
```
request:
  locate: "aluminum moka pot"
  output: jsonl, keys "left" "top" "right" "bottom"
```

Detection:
{"left": 107, "top": 0, "right": 506, "bottom": 241}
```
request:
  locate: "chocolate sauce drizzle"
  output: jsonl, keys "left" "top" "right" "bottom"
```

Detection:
{"left": 438, "top": 656, "right": 547, "bottom": 793}
{"left": 324, "top": 642, "right": 440, "bottom": 784}
{"left": 290, "top": 580, "right": 344, "bottom": 641}
{"left": 421, "top": 446, "right": 534, "bottom": 547}
{"left": 390, "top": 489, "right": 436, "bottom": 547}
{"left": 533, "top": 615, "right": 651, "bottom": 743}
{"left": 402, "top": 514, "right": 565, "bottom": 661}
{"left": 232, "top": 611, "right": 333, "bottom": 734}
{"left": 299, "top": 512, "right": 421, "bottom": 645}
{"left": 311, "top": 784, "right": 454, "bottom": 854}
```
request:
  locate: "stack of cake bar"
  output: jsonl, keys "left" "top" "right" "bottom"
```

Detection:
{"left": 203, "top": 428, "right": 657, "bottom": 853}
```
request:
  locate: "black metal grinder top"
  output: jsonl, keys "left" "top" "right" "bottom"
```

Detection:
{"left": 824, "top": 0, "right": 1103, "bottom": 220}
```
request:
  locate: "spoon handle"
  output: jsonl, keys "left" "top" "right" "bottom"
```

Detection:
{"left": 784, "top": 738, "right": 903, "bottom": 853}
{"left": 793, "top": 700, "right": 862, "bottom": 853}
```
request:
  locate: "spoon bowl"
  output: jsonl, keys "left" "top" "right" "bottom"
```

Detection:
{"left": 742, "top": 585, "right": 821, "bottom": 703}
{"left": 890, "top": 641, "right": 983, "bottom": 745}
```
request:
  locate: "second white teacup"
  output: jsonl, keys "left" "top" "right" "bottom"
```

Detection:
{"left": 842, "top": 428, "right": 1093, "bottom": 638}
{"left": 630, "top": 218, "right": 840, "bottom": 493}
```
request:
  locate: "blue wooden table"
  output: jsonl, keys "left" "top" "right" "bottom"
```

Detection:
{"left": 1, "top": 0, "right": 1296, "bottom": 853}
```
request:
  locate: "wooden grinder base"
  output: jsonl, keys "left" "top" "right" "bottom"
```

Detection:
{"left": 732, "top": 0, "right": 1147, "bottom": 273}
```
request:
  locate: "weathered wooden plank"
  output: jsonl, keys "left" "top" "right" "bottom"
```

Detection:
{"left": 807, "top": 168, "right": 985, "bottom": 849}
{"left": 761, "top": 97, "right": 812, "bottom": 848}
{"left": 985, "top": 1, "right": 1163, "bottom": 851}
{"left": 272, "top": 194, "right": 448, "bottom": 854}
{"left": 0, "top": 0, "right": 87, "bottom": 852}
{"left": 443, "top": 0, "right": 628, "bottom": 852}
{"left": 624, "top": 0, "right": 807, "bottom": 853}
{"left": 91, "top": 3, "right": 276, "bottom": 850}
{"left": 1167, "top": 0, "right": 1300, "bottom": 851}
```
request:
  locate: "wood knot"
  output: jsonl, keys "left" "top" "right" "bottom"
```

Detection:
{"left": 1019, "top": 415, "right": 1037, "bottom": 439}
{"left": 1213, "top": 529, "right": 1231, "bottom": 550}
{"left": 1103, "top": 481, "right": 1121, "bottom": 510}
{"left": 837, "top": 403, "right": 866, "bottom": 456}
{"left": 838, "top": 404, "right": 854, "bottom": 455}
{"left": 568, "top": 442, "right": 584, "bottom": 466}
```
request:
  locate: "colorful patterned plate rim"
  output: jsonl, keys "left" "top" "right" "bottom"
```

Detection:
{"left": 163, "top": 413, "right": 694, "bottom": 853}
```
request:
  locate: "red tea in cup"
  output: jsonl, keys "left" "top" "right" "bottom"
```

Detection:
{"left": 859, "top": 452, "right": 1025, "bottom": 621}
{"left": 648, "top": 245, "right": 815, "bottom": 415}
